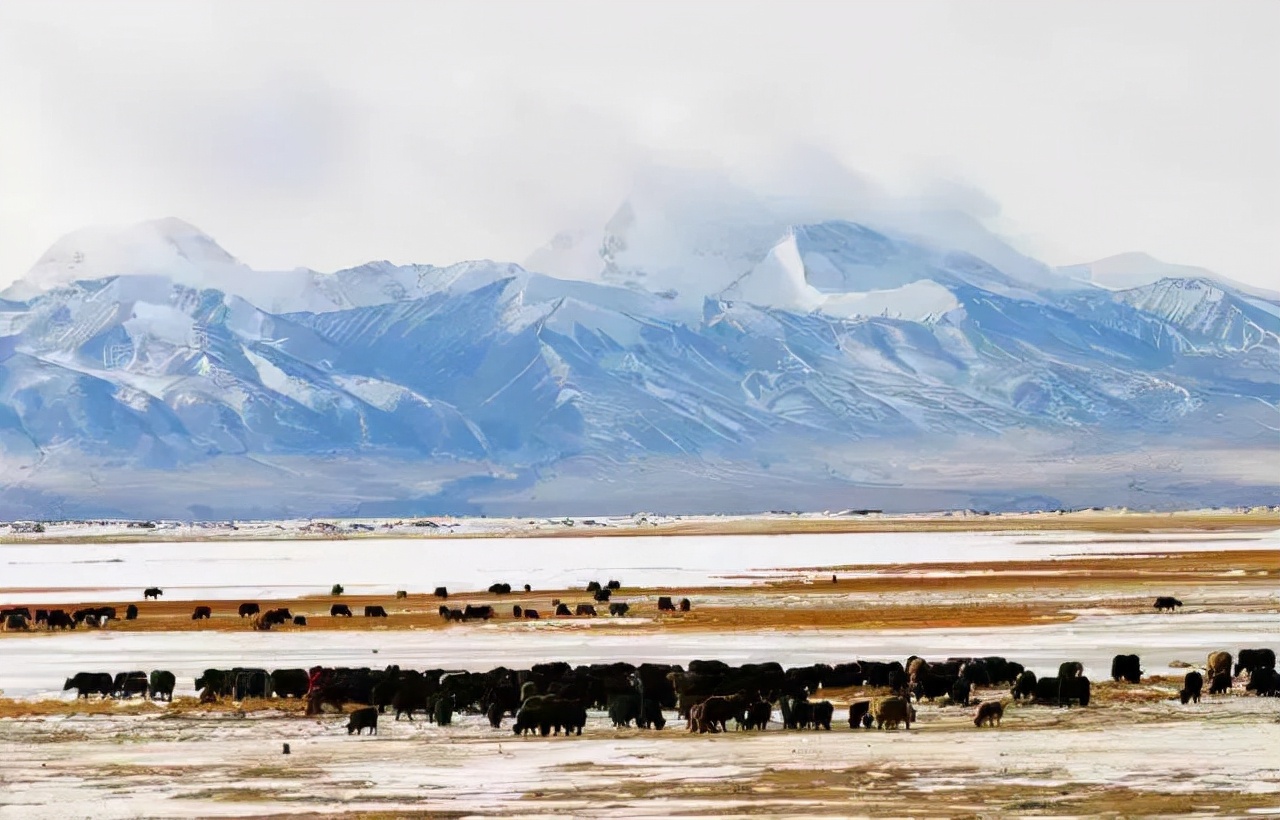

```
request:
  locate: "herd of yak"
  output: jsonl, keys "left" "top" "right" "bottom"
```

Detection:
{"left": 0, "top": 579, "right": 693, "bottom": 632}
{"left": 58, "top": 646, "right": 1278, "bottom": 739}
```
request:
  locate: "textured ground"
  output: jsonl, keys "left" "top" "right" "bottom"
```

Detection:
{"left": 1, "top": 521, "right": 1277, "bottom": 818}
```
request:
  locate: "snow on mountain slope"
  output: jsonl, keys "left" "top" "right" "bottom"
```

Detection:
{"left": 1, "top": 211, "right": 1277, "bottom": 517}
{"left": 12, "top": 218, "right": 243, "bottom": 297}
{"left": 1116, "top": 278, "right": 1280, "bottom": 352}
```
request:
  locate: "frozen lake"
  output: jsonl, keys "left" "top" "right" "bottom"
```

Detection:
{"left": 2, "top": 528, "right": 1275, "bottom": 604}
{"left": 3, "top": 612, "right": 1276, "bottom": 698}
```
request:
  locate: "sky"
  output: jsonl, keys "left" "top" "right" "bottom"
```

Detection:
{"left": 0, "top": 0, "right": 1276, "bottom": 290}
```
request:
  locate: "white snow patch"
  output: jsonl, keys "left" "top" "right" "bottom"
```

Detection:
{"left": 243, "top": 347, "right": 323, "bottom": 410}
{"left": 822, "top": 279, "right": 960, "bottom": 321}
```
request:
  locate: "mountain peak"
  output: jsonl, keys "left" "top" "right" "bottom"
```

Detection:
{"left": 6, "top": 218, "right": 244, "bottom": 300}
{"left": 1060, "top": 252, "right": 1279, "bottom": 301}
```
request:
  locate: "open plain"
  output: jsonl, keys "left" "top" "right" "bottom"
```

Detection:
{"left": 1, "top": 512, "right": 1278, "bottom": 818}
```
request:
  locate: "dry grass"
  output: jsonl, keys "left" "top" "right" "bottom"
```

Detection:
{"left": 3, "top": 548, "right": 1273, "bottom": 640}
{"left": 0, "top": 696, "right": 314, "bottom": 718}
{"left": 648, "top": 602, "right": 1075, "bottom": 631}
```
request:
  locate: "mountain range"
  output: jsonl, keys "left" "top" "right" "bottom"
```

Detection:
{"left": 1, "top": 187, "right": 1277, "bottom": 519}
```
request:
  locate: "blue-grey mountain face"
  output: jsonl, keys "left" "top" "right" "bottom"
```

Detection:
{"left": 0, "top": 215, "right": 1276, "bottom": 519}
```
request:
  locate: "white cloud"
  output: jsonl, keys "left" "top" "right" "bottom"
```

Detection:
{"left": 0, "top": 0, "right": 1275, "bottom": 289}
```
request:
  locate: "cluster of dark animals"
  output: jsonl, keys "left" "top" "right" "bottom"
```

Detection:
{"left": 62, "top": 670, "right": 176, "bottom": 701}
{"left": 191, "top": 667, "right": 307, "bottom": 701}
{"left": 49, "top": 644, "right": 1277, "bottom": 738}
{"left": 249, "top": 608, "right": 294, "bottom": 630}
{"left": 2, "top": 601, "right": 195, "bottom": 631}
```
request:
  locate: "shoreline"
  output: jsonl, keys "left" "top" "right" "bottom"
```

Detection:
{"left": 3, "top": 508, "right": 1278, "bottom": 546}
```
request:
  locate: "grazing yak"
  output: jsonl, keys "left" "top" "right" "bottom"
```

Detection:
{"left": 593, "top": 588, "right": 612, "bottom": 603}
{"left": 64, "top": 672, "right": 113, "bottom": 699}
{"left": 949, "top": 678, "right": 974, "bottom": 707}
{"left": 1246, "top": 668, "right": 1279, "bottom": 697}
{"left": 149, "top": 671, "right": 176, "bottom": 702}
{"left": 74, "top": 606, "right": 115, "bottom": 626}
{"left": 112, "top": 671, "right": 149, "bottom": 699}
{"left": 262, "top": 608, "right": 292, "bottom": 627}
{"left": 1209, "top": 672, "right": 1232, "bottom": 695}
{"left": 3, "top": 613, "right": 29, "bottom": 631}
{"left": 607, "top": 693, "right": 667, "bottom": 729}
{"left": 513, "top": 695, "right": 587, "bottom": 736}
{"left": 143, "top": 587, "right": 163, "bottom": 600}
{"left": 238, "top": 602, "right": 260, "bottom": 618}
{"left": 1207, "top": 651, "right": 1233, "bottom": 680}
{"left": 679, "top": 598, "right": 692, "bottom": 612}
{"left": 657, "top": 596, "right": 676, "bottom": 612}
{"left": 192, "top": 606, "right": 212, "bottom": 620}
{"left": 806, "top": 700, "right": 834, "bottom": 730}
{"left": 1153, "top": 596, "right": 1182, "bottom": 612}
{"left": 434, "top": 587, "right": 448, "bottom": 599}
{"left": 1236, "top": 649, "right": 1277, "bottom": 677}
{"left": 293, "top": 615, "right": 307, "bottom": 626}
{"left": 463, "top": 605, "right": 494, "bottom": 621}
{"left": 47, "top": 609, "right": 75, "bottom": 630}
{"left": 395, "top": 590, "right": 408, "bottom": 599}
{"left": 331, "top": 604, "right": 353, "bottom": 617}
{"left": 392, "top": 677, "right": 431, "bottom": 721}
{"left": 347, "top": 706, "right": 378, "bottom": 735}
{"left": 738, "top": 700, "right": 771, "bottom": 731}
{"left": 1180, "top": 671, "right": 1204, "bottom": 704}
{"left": 848, "top": 700, "right": 873, "bottom": 729}
{"left": 606, "top": 580, "right": 621, "bottom": 590}
{"left": 873, "top": 697, "right": 915, "bottom": 730}
{"left": 586, "top": 581, "right": 602, "bottom": 592}
{"left": 692, "top": 694, "right": 750, "bottom": 733}
{"left": 364, "top": 606, "right": 388, "bottom": 618}
{"left": 272, "top": 668, "right": 310, "bottom": 698}
{"left": 513, "top": 605, "right": 523, "bottom": 618}
{"left": 125, "top": 604, "right": 138, "bottom": 621}
{"left": 974, "top": 701, "right": 1004, "bottom": 727}
{"left": 488, "top": 583, "right": 512, "bottom": 595}
{"left": 523, "top": 609, "right": 540, "bottom": 620}
{"left": 232, "top": 669, "right": 271, "bottom": 700}
{"left": 575, "top": 604, "right": 597, "bottom": 617}
{"left": 911, "top": 673, "right": 956, "bottom": 703}
{"left": 1057, "top": 662, "right": 1085, "bottom": 706}
{"left": 1111, "top": 654, "right": 1142, "bottom": 684}
{"left": 609, "top": 602, "right": 630, "bottom": 616}
{"left": 1037, "top": 675, "right": 1091, "bottom": 707}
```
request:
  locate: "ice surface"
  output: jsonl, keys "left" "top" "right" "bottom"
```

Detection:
{"left": 3, "top": 529, "right": 1273, "bottom": 604}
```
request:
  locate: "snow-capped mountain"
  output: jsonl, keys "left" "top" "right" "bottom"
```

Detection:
{"left": 1059, "top": 252, "right": 1280, "bottom": 301}
{"left": 0, "top": 209, "right": 1276, "bottom": 519}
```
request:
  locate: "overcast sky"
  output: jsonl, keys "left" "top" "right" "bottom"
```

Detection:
{"left": 1, "top": 0, "right": 1276, "bottom": 289}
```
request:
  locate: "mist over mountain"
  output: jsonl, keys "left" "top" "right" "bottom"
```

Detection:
{"left": 1, "top": 179, "right": 1276, "bottom": 519}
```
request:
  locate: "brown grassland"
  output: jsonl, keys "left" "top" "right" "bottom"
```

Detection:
{"left": 2, "top": 548, "right": 1273, "bottom": 638}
